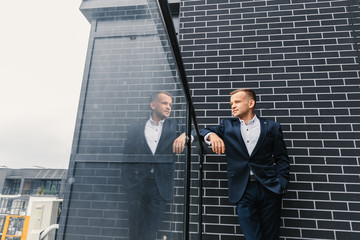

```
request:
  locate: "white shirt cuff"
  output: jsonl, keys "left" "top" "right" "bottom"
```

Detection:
{"left": 204, "top": 133, "right": 214, "bottom": 145}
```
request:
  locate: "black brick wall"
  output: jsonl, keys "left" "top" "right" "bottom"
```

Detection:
{"left": 179, "top": 0, "right": 360, "bottom": 239}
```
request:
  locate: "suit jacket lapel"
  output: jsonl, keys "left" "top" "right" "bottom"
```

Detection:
{"left": 141, "top": 119, "right": 153, "bottom": 155}
{"left": 250, "top": 118, "right": 267, "bottom": 158}
{"left": 233, "top": 118, "right": 249, "bottom": 157}
{"left": 155, "top": 119, "right": 170, "bottom": 154}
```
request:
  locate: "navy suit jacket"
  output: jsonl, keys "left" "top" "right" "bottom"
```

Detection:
{"left": 123, "top": 118, "right": 182, "bottom": 201}
{"left": 200, "top": 117, "right": 290, "bottom": 203}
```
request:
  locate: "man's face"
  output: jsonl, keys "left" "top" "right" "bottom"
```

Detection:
{"left": 230, "top": 91, "right": 254, "bottom": 118}
{"left": 151, "top": 93, "right": 172, "bottom": 119}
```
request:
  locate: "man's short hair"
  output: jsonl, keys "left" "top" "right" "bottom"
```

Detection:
{"left": 150, "top": 91, "right": 172, "bottom": 102}
{"left": 230, "top": 88, "right": 257, "bottom": 105}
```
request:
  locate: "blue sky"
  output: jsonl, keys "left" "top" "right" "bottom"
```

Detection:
{"left": 0, "top": 1, "right": 90, "bottom": 168}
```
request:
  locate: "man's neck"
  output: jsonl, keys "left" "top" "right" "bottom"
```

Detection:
{"left": 239, "top": 113, "right": 255, "bottom": 126}
{"left": 151, "top": 114, "right": 165, "bottom": 126}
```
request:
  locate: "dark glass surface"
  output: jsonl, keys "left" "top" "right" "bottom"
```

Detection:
{"left": 59, "top": 1, "right": 200, "bottom": 239}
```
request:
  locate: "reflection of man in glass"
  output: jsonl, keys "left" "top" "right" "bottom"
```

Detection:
{"left": 123, "top": 91, "right": 186, "bottom": 240}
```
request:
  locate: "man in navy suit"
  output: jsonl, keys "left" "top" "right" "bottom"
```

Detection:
{"left": 200, "top": 89, "right": 290, "bottom": 240}
{"left": 123, "top": 91, "right": 186, "bottom": 240}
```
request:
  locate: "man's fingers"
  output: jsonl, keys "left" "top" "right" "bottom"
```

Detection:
{"left": 179, "top": 145, "right": 184, "bottom": 154}
{"left": 211, "top": 138, "right": 225, "bottom": 154}
{"left": 173, "top": 144, "right": 183, "bottom": 153}
{"left": 173, "top": 137, "right": 185, "bottom": 153}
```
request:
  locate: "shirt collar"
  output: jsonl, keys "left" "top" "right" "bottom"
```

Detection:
{"left": 149, "top": 116, "right": 165, "bottom": 126}
{"left": 239, "top": 115, "right": 258, "bottom": 126}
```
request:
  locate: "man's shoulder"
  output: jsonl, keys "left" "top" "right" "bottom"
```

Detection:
{"left": 220, "top": 117, "right": 238, "bottom": 122}
{"left": 167, "top": 117, "right": 182, "bottom": 122}
{"left": 258, "top": 117, "right": 281, "bottom": 127}
{"left": 126, "top": 118, "right": 147, "bottom": 129}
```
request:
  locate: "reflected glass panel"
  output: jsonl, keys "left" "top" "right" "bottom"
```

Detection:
{"left": 59, "top": 1, "right": 193, "bottom": 239}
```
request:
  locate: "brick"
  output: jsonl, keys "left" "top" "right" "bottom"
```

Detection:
{"left": 298, "top": 191, "right": 330, "bottom": 201}
{"left": 280, "top": 227, "right": 301, "bottom": 238}
{"left": 316, "top": 201, "right": 348, "bottom": 211}
{"left": 313, "top": 183, "right": 345, "bottom": 191}
{"left": 284, "top": 219, "right": 316, "bottom": 228}
{"left": 312, "top": 165, "right": 343, "bottom": 174}
{"left": 333, "top": 211, "right": 360, "bottom": 221}
{"left": 329, "top": 174, "right": 360, "bottom": 183}
{"left": 349, "top": 202, "right": 360, "bottom": 211}
{"left": 336, "top": 231, "right": 360, "bottom": 240}
{"left": 290, "top": 109, "right": 318, "bottom": 116}
{"left": 300, "top": 210, "right": 332, "bottom": 219}
{"left": 282, "top": 209, "right": 300, "bottom": 219}
{"left": 327, "top": 157, "right": 357, "bottom": 166}
{"left": 353, "top": 222, "right": 360, "bottom": 231}
{"left": 312, "top": 132, "right": 341, "bottom": 141}
{"left": 346, "top": 184, "right": 360, "bottom": 192}
{"left": 283, "top": 200, "right": 314, "bottom": 209}
{"left": 339, "top": 132, "right": 360, "bottom": 139}
{"left": 306, "top": 117, "right": 335, "bottom": 124}
{"left": 302, "top": 229, "right": 335, "bottom": 239}
{"left": 341, "top": 148, "right": 360, "bottom": 156}
{"left": 290, "top": 164, "right": 309, "bottom": 173}
{"left": 323, "top": 141, "right": 354, "bottom": 148}
{"left": 205, "top": 206, "right": 234, "bottom": 215}
{"left": 343, "top": 166, "right": 360, "bottom": 174}
{"left": 296, "top": 174, "right": 327, "bottom": 182}
{"left": 220, "top": 215, "right": 239, "bottom": 225}
{"left": 201, "top": 234, "right": 220, "bottom": 240}
{"left": 309, "top": 148, "right": 340, "bottom": 156}
{"left": 291, "top": 124, "right": 320, "bottom": 131}
{"left": 293, "top": 140, "right": 322, "bottom": 147}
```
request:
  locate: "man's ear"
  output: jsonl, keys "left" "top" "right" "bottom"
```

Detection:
{"left": 150, "top": 101, "right": 156, "bottom": 110}
{"left": 249, "top": 99, "right": 255, "bottom": 108}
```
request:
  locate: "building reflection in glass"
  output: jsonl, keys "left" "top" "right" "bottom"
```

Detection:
{"left": 57, "top": 1, "right": 199, "bottom": 240}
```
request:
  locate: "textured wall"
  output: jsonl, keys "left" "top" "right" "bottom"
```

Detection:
{"left": 179, "top": 0, "right": 360, "bottom": 239}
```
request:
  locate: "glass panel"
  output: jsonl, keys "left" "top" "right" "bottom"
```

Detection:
{"left": 0, "top": 215, "right": 6, "bottom": 236}
{"left": 0, "top": 198, "right": 28, "bottom": 216}
{"left": 5, "top": 217, "right": 25, "bottom": 236}
{"left": 58, "top": 1, "right": 198, "bottom": 240}
{"left": 2, "top": 179, "right": 21, "bottom": 195}
{"left": 22, "top": 179, "right": 60, "bottom": 196}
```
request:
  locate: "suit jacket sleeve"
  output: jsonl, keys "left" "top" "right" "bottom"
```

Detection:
{"left": 199, "top": 119, "right": 225, "bottom": 140}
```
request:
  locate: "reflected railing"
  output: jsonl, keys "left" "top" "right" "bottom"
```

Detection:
{"left": 156, "top": 1, "right": 205, "bottom": 239}
{"left": 57, "top": 0, "right": 204, "bottom": 240}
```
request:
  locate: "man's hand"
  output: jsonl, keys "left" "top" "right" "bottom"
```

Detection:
{"left": 208, "top": 133, "right": 225, "bottom": 154}
{"left": 173, "top": 133, "right": 186, "bottom": 154}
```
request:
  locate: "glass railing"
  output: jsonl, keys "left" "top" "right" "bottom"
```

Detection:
{"left": 57, "top": 1, "right": 203, "bottom": 240}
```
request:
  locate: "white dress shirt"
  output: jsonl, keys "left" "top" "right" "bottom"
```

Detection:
{"left": 240, "top": 115, "right": 260, "bottom": 156}
{"left": 144, "top": 117, "right": 165, "bottom": 155}
{"left": 205, "top": 115, "right": 261, "bottom": 175}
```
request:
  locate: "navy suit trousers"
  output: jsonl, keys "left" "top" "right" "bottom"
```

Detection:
{"left": 127, "top": 178, "right": 167, "bottom": 240}
{"left": 236, "top": 181, "right": 282, "bottom": 240}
